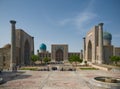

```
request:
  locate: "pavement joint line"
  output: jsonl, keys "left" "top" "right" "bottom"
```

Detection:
{"left": 85, "top": 81, "right": 93, "bottom": 89}
{"left": 74, "top": 71, "right": 91, "bottom": 89}
{"left": 38, "top": 71, "right": 52, "bottom": 89}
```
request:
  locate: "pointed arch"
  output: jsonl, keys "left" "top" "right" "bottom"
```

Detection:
{"left": 24, "top": 39, "right": 30, "bottom": 65}
{"left": 55, "top": 49, "right": 63, "bottom": 61}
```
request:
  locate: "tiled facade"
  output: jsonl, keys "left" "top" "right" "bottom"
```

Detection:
{"left": 83, "top": 23, "right": 120, "bottom": 64}
{"left": 0, "top": 21, "right": 34, "bottom": 70}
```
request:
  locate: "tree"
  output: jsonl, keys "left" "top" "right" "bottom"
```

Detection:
{"left": 110, "top": 56, "right": 120, "bottom": 65}
{"left": 31, "top": 55, "right": 39, "bottom": 65}
{"left": 43, "top": 57, "right": 51, "bottom": 64}
{"left": 69, "top": 55, "right": 82, "bottom": 66}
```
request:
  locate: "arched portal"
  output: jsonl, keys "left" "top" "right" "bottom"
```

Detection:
{"left": 55, "top": 49, "right": 63, "bottom": 61}
{"left": 87, "top": 40, "right": 92, "bottom": 62}
{"left": 24, "top": 40, "right": 30, "bottom": 65}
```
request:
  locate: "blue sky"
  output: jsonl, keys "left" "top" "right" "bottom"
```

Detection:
{"left": 0, "top": 0, "right": 120, "bottom": 53}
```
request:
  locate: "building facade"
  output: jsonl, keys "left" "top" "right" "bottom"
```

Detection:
{"left": 1, "top": 21, "right": 119, "bottom": 70}
{"left": 51, "top": 44, "right": 68, "bottom": 62}
{"left": 83, "top": 23, "right": 120, "bottom": 64}
{"left": 0, "top": 20, "right": 34, "bottom": 70}
{"left": 0, "top": 44, "right": 11, "bottom": 69}
{"left": 37, "top": 44, "right": 81, "bottom": 62}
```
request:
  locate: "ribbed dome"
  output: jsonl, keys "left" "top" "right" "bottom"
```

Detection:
{"left": 39, "top": 43, "right": 46, "bottom": 51}
{"left": 103, "top": 31, "right": 112, "bottom": 40}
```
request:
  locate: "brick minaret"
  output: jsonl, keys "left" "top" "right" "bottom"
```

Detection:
{"left": 10, "top": 20, "right": 16, "bottom": 71}
{"left": 98, "top": 23, "right": 104, "bottom": 64}
{"left": 83, "top": 37, "right": 86, "bottom": 61}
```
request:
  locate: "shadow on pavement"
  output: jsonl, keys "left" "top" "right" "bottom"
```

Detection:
{"left": 0, "top": 71, "right": 32, "bottom": 85}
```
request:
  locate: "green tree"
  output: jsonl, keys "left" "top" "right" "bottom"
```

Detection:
{"left": 31, "top": 55, "right": 39, "bottom": 65}
{"left": 43, "top": 57, "right": 51, "bottom": 64}
{"left": 110, "top": 56, "right": 120, "bottom": 65}
{"left": 69, "top": 55, "right": 82, "bottom": 66}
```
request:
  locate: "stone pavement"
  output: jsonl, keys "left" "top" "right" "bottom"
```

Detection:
{"left": 0, "top": 70, "right": 120, "bottom": 89}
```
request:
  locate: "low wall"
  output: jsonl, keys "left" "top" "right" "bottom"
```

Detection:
{"left": 91, "top": 64, "right": 120, "bottom": 72}
{"left": 91, "top": 64, "right": 111, "bottom": 71}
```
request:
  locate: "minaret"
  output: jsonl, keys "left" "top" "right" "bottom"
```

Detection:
{"left": 80, "top": 50, "right": 83, "bottom": 59}
{"left": 83, "top": 37, "right": 86, "bottom": 61}
{"left": 98, "top": 23, "right": 104, "bottom": 64}
{"left": 10, "top": 20, "right": 16, "bottom": 71}
{"left": 32, "top": 37, "right": 34, "bottom": 55}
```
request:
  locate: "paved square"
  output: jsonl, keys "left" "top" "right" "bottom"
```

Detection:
{"left": 0, "top": 70, "right": 120, "bottom": 89}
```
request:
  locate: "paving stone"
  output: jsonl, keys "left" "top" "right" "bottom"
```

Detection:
{"left": 0, "top": 70, "right": 120, "bottom": 89}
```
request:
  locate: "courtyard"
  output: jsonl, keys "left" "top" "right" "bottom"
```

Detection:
{"left": 0, "top": 68, "right": 120, "bottom": 89}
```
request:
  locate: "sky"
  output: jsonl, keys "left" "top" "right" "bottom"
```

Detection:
{"left": 0, "top": 0, "right": 120, "bottom": 53}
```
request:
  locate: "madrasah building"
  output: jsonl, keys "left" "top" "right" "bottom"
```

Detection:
{"left": 0, "top": 20, "right": 34, "bottom": 70}
{"left": 37, "top": 23, "right": 120, "bottom": 64}
{"left": 0, "top": 21, "right": 120, "bottom": 70}
{"left": 83, "top": 23, "right": 120, "bottom": 64}
{"left": 37, "top": 44, "right": 81, "bottom": 62}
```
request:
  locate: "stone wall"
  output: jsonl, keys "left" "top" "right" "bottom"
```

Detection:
{"left": 103, "top": 45, "right": 113, "bottom": 64}
{"left": 114, "top": 47, "right": 120, "bottom": 56}
{"left": 68, "top": 52, "right": 80, "bottom": 59}
{"left": 0, "top": 48, "right": 10, "bottom": 69}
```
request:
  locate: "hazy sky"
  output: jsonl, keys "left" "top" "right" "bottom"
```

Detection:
{"left": 0, "top": 0, "right": 120, "bottom": 53}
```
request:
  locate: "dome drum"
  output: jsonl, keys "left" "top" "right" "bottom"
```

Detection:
{"left": 103, "top": 39, "right": 111, "bottom": 46}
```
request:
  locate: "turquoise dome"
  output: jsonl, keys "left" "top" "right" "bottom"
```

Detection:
{"left": 39, "top": 43, "right": 47, "bottom": 51}
{"left": 103, "top": 31, "right": 112, "bottom": 40}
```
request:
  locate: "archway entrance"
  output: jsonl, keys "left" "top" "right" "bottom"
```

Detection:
{"left": 88, "top": 41, "right": 92, "bottom": 62}
{"left": 55, "top": 49, "right": 63, "bottom": 61}
{"left": 24, "top": 40, "right": 30, "bottom": 65}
